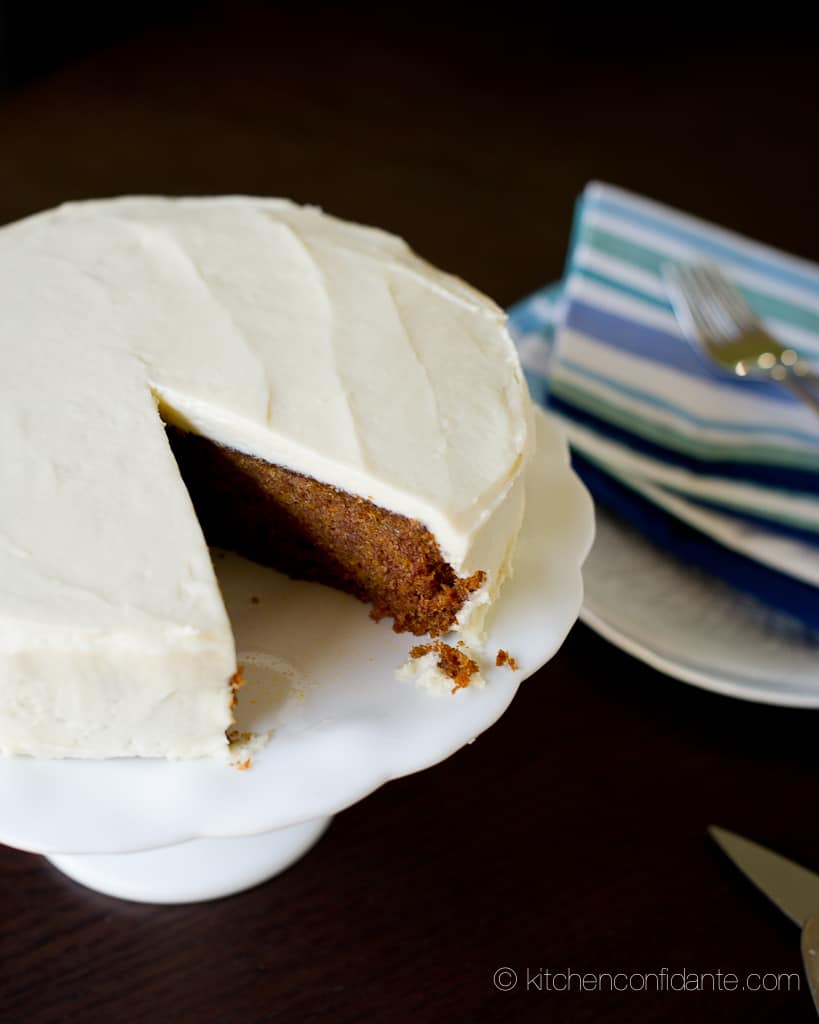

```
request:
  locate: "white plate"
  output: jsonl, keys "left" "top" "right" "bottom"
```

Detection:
{"left": 581, "top": 507, "right": 819, "bottom": 707}
{"left": 0, "top": 409, "right": 594, "bottom": 856}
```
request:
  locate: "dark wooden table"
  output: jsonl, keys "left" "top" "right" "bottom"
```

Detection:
{"left": 2, "top": 7, "right": 818, "bottom": 1021}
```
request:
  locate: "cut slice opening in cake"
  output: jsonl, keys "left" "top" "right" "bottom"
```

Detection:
{"left": 165, "top": 425, "right": 487, "bottom": 637}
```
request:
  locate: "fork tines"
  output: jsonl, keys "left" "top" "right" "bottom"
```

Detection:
{"left": 664, "top": 263, "right": 755, "bottom": 342}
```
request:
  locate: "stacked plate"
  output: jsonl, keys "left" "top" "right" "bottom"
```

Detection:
{"left": 509, "top": 183, "right": 819, "bottom": 706}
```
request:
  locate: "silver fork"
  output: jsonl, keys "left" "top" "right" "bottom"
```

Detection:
{"left": 663, "top": 262, "right": 819, "bottom": 417}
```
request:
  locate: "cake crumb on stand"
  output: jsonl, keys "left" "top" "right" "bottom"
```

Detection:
{"left": 397, "top": 639, "right": 484, "bottom": 695}
{"left": 495, "top": 649, "right": 519, "bottom": 670}
{"left": 224, "top": 725, "right": 272, "bottom": 769}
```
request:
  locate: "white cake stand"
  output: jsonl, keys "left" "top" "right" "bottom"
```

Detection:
{"left": 0, "top": 411, "right": 593, "bottom": 903}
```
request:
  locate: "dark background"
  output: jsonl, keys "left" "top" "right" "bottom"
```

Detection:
{"left": 1, "top": 4, "right": 818, "bottom": 1021}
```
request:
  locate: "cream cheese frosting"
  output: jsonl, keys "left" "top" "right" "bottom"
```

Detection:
{"left": 0, "top": 197, "right": 532, "bottom": 758}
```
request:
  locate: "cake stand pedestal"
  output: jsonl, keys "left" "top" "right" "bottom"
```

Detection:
{"left": 47, "top": 818, "right": 333, "bottom": 904}
{"left": 0, "top": 412, "right": 593, "bottom": 905}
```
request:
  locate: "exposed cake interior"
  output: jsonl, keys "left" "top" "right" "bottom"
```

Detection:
{"left": 167, "top": 427, "right": 486, "bottom": 637}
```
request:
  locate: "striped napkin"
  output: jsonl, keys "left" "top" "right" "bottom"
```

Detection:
{"left": 508, "top": 182, "right": 819, "bottom": 629}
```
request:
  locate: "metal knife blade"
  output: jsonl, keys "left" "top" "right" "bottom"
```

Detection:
{"left": 710, "top": 827, "right": 819, "bottom": 1013}
{"left": 709, "top": 826, "right": 819, "bottom": 927}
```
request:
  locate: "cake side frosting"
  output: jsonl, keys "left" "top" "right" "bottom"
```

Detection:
{"left": 0, "top": 238, "right": 236, "bottom": 757}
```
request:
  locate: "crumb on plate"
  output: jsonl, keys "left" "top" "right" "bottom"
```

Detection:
{"left": 410, "top": 640, "right": 480, "bottom": 693}
{"left": 495, "top": 649, "right": 519, "bottom": 670}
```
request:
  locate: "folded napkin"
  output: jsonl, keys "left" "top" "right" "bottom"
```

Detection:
{"left": 508, "top": 183, "right": 819, "bottom": 630}
{"left": 572, "top": 453, "right": 819, "bottom": 631}
{"left": 518, "top": 182, "right": 819, "bottom": 536}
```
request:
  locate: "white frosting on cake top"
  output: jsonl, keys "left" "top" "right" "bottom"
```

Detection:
{"left": 0, "top": 197, "right": 531, "bottom": 758}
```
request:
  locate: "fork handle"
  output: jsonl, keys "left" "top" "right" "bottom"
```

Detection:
{"left": 784, "top": 371, "right": 819, "bottom": 419}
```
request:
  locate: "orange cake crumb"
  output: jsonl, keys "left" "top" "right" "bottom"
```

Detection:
{"left": 410, "top": 640, "right": 480, "bottom": 693}
{"left": 495, "top": 649, "right": 519, "bottom": 670}
{"left": 229, "top": 666, "right": 246, "bottom": 710}
{"left": 231, "top": 758, "right": 252, "bottom": 771}
{"left": 227, "top": 727, "right": 252, "bottom": 744}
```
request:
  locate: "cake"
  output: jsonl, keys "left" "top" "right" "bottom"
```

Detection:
{"left": 0, "top": 197, "right": 532, "bottom": 758}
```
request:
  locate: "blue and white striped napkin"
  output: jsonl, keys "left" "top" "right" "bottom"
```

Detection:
{"left": 508, "top": 182, "right": 819, "bottom": 629}
{"left": 513, "top": 182, "right": 819, "bottom": 534}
